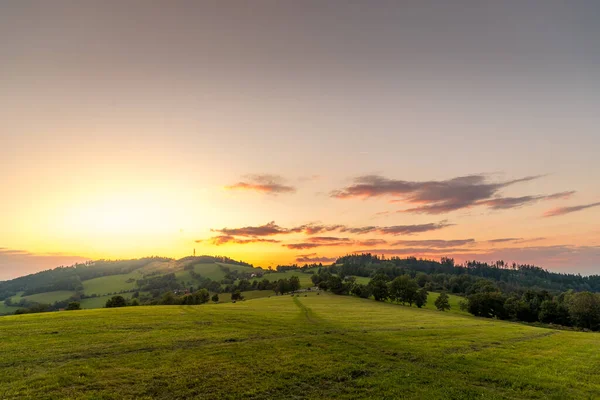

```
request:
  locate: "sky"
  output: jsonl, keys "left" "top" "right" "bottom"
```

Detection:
{"left": 1, "top": 1, "right": 600, "bottom": 280}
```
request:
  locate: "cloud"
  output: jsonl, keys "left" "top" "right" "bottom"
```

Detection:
{"left": 206, "top": 235, "right": 281, "bottom": 246}
{"left": 294, "top": 224, "right": 346, "bottom": 235}
{"left": 340, "top": 222, "right": 453, "bottom": 235}
{"left": 390, "top": 239, "right": 475, "bottom": 248}
{"left": 355, "top": 239, "right": 388, "bottom": 246}
{"left": 283, "top": 240, "right": 349, "bottom": 250}
{"left": 0, "top": 249, "right": 89, "bottom": 281}
{"left": 476, "top": 191, "right": 576, "bottom": 210}
{"left": 295, "top": 253, "right": 337, "bottom": 263}
{"left": 212, "top": 221, "right": 452, "bottom": 238}
{"left": 215, "top": 221, "right": 292, "bottom": 237}
{"left": 543, "top": 202, "right": 600, "bottom": 217}
{"left": 225, "top": 174, "right": 296, "bottom": 195}
{"left": 307, "top": 236, "right": 352, "bottom": 243}
{"left": 356, "top": 247, "right": 470, "bottom": 255}
{"left": 486, "top": 238, "right": 522, "bottom": 243}
{"left": 284, "top": 236, "right": 389, "bottom": 249}
{"left": 332, "top": 174, "right": 571, "bottom": 215}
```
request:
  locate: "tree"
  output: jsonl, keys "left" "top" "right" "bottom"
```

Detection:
{"left": 415, "top": 288, "right": 428, "bottom": 308}
{"left": 231, "top": 290, "right": 244, "bottom": 301}
{"left": 368, "top": 274, "right": 389, "bottom": 302}
{"left": 211, "top": 293, "right": 219, "bottom": 303}
{"left": 160, "top": 292, "right": 176, "bottom": 305}
{"left": 389, "top": 275, "right": 419, "bottom": 305}
{"left": 566, "top": 292, "right": 600, "bottom": 330}
{"left": 276, "top": 279, "right": 290, "bottom": 295}
{"left": 466, "top": 292, "right": 507, "bottom": 319}
{"left": 289, "top": 276, "right": 301, "bottom": 292}
{"left": 197, "top": 288, "right": 210, "bottom": 304}
{"left": 237, "top": 279, "right": 252, "bottom": 292}
{"left": 105, "top": 295, "right": 127, "bottom": 308}
{"left": 538, "top": 299, "right": 569, "bottom": 325}
{"left": 435, "top": 292, "right": 451, "bottom": 311}
{"left": 350, "top": 283, "right": 371, "bottom": 299}
{"left": 415, "top": 272, "right": 430, "bottom": 288}
{"left": 66, "top": 301, "right": 81, "bottom": 311}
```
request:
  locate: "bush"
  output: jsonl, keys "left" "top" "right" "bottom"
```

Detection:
{"left": 105, "top": 296, "right": 127, "bottom": 308}
{"left": 435, "top": 292, "right": 451, "bottom": 311}
{"left": 66, "top": 302, "right": 81, "bottom": 311}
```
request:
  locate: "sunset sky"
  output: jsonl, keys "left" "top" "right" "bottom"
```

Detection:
{"left": 2, "top": 1, "right": 600, "bottom": 280}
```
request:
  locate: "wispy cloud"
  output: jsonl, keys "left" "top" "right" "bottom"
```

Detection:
{"left": 283, "top": 236, "right": 387, "bottom": 249}
{"left": 390, "top": 239, "right": 475, "bottom": 248}
{"left": 331, "top": 174, "right": 571, "bottom": 215}
{"left": 477, "top": 191, "right": 575, "bottom": 210}
{"left": 225, "top": 174, "right": 296, "bottom": 195}
{"left": 200, "top": 235, "right": 281, "bottom": 246}
{"left": 212, "top": 221, "right": 452, "bottom": 238}
{"left": 486, "top": 238, "right": 522, "bottom": 243}
{"left": 340, "top": 222, "right": 453, "bottom": 235}
{"left": 543, "top": 201, "right": 600, "bottom": 217}
{"left": 214, "top": 221, "right": 292, "bottom": 237}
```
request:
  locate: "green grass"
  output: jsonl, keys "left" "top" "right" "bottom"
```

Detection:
{"left": 20, "top": 291, "right": 76, "bottom": 304}
{"left": 80, "top": 293, "right": 135, "bottom": 309}
{"left": 1, "top": 293, "right": 599, "bottom": 399}
{"left": 8, "top": 292, "right": 24, "bottom": 303}
{"left": 0, "top": 303, "right": 19, "bottom": 315}
{"left": 256, "top": 270, "right": 314, "bottom": 288}
{"left": 424, "top": 291, "right": 468, "bottom": 315}
{"left": 82, "top": 271, "right": 142, "bottom": 296}
{"left": 352, "top": 276, "right": 371, "bottom": 285}
{"left": 218, "top": 290, "right": 276, "bottom": 303}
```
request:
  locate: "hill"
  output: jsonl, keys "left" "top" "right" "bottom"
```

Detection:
{"left": 0, "top": 256, "right": 262, "bottom": 314}
{"left": 1, "top": 293, "right": 598, "bottom": 399}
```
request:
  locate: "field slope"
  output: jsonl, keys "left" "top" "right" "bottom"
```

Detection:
{"left": 1, "top": 294, "right": 599, "bottom": 399}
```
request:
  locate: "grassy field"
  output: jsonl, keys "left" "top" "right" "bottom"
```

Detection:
{"left": 81, "top": 271, "right": 142, "bottom": 296}
{"left": 174, "top": 262, "right": 258, "bottom": 286}
{"left": 80, "top": 293, "right": 135, "bottom": 309}
{"left": 256, "top": 270, "right": 314, "bottom": 288}
{"left": 218, "top": 290, "right": 277, "bottom": 303}
{"left": 19, "top": 290, "right": 76, "bottom": 304}
{"left": 424, "top": 291, "right": 468, "bottom": 315}
{"left": 0, "top": 303, "right": 20, "bottom": 315}
{"left": 1, "top": 293, "right": 599, "bottom": 399}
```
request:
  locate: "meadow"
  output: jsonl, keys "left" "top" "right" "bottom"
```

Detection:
{"left": 255, "top": 270, "right": 314, "bottom": 288}
{"left": 1, "top": 293, "right": 598, "bottom": 399}
{"left": 81, "top": 271, "right": 142, "bottom": 296}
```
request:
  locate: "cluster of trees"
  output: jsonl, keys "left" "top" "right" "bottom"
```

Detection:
{"left": 333, "top": 254, "right": 600, "bottom": 293}
{"left": 311, "top": 270, "right": 356, "bottom": 295}
{"left": 361, "top": 274, "right": 430, "bottom": 308}
{"left": 312, "top": 269, "right": 449, "bottom": 311}
{"left": 464, "top": 289, "right": 600, "bottom": 330}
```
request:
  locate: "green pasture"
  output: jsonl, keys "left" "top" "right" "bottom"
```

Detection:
{"left": 1, "top": 293, "right": 598, "bottom": 399}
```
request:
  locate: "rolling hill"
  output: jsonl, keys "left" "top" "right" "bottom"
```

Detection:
{"left": 1, "top": 293, "right": 598, "bottom": 399}
{"left": 0, "top": 256, "right": 264, "bottom": 314}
